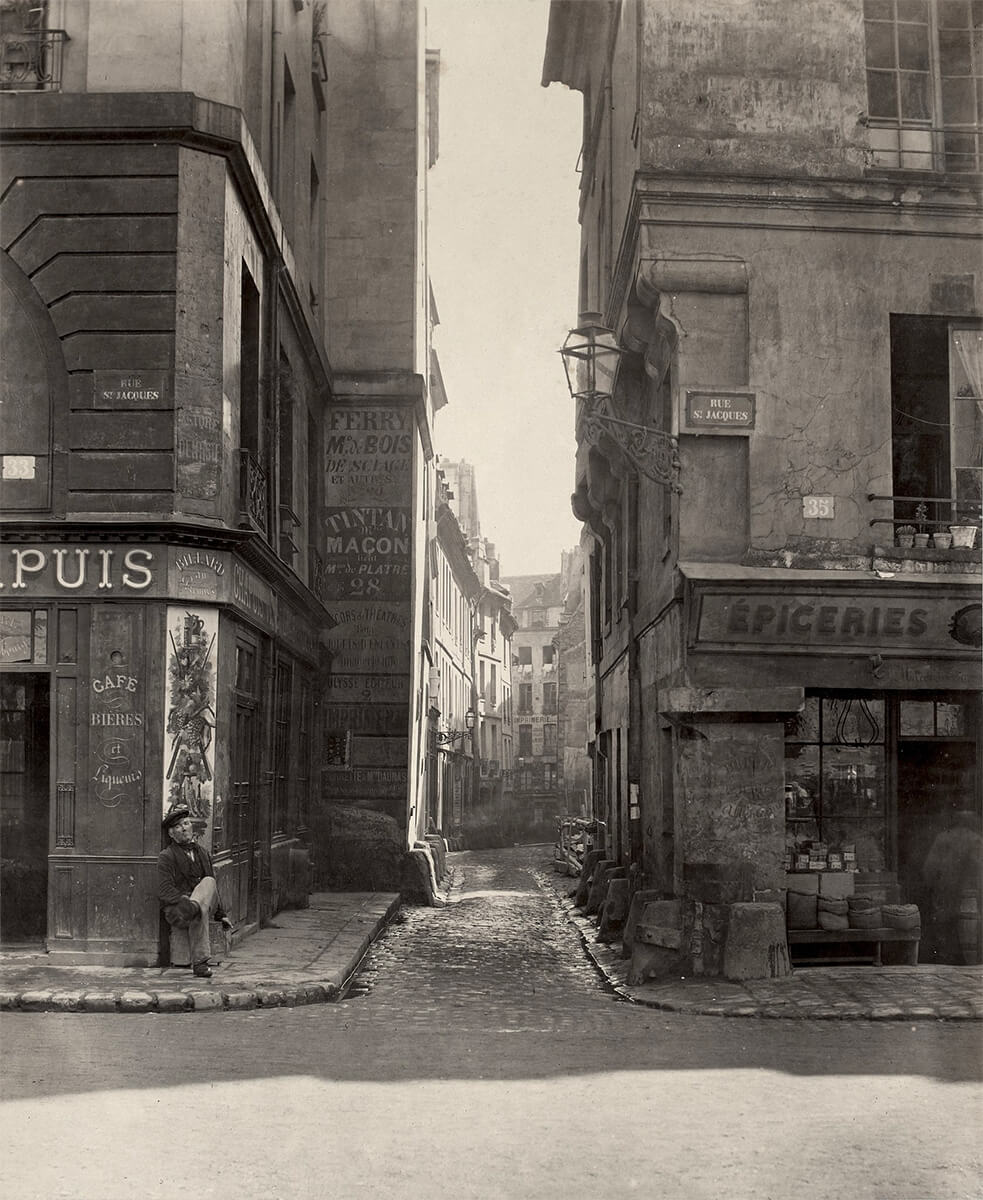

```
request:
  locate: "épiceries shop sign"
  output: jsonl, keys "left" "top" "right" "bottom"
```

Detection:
{"left": 693, "top": 588, "right": 982, "bottom": 655}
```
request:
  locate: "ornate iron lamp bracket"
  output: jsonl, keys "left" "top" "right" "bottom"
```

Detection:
{"left": 561, "top": 314, "right": 681, "bottom": 492}
{"left": 578, "top": 396, "right": 682, "bottom": 492}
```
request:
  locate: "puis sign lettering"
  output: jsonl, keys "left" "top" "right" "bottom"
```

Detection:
{"left": 0, "top": 546, "right": 155, "bottom": 594}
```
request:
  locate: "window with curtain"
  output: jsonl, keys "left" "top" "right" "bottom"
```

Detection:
{"left": 951, "top": 327, "right": 983, "bottom": 515}
{"left": 891, "top": 315, "right": 983, "bottom": 526}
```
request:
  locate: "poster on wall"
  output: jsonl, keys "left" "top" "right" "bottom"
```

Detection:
{"left": 161, "top": 606, "right": 219, "bottom": 841}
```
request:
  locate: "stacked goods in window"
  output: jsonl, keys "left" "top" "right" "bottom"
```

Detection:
{"left": 808, "top": 842, "right": 828, "bottom": 871}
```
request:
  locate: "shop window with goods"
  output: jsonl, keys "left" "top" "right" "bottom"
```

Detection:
{"left": 784, "top": 696, "right": 887, "bottom": 875}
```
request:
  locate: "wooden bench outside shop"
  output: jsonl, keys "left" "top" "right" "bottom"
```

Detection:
{"left": 787, "top": 927, "right": 920, "bottom": 966}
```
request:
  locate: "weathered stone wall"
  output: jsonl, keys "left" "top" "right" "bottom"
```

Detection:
{"left": 675, "top": 720, "right": 786, "bottom": 903}
{"left": 323, "top": 0, "right": 422, "bottom": 372}
{"left": 314, "top": 803, "right": 405, "bottom": 892}
{"left": 640, "top": 0, "right": 868, "bottom": 178}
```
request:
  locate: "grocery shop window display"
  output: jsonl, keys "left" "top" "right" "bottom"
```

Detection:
{"left": 784, "top": 696, "right": 887, "bottom": 874}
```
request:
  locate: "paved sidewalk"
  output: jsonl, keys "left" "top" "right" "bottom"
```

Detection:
{"left": 0, "top": 892, "right": 400, "bottom": 1014}
{"left": 540, "top": 867, "right": 983, "bottom": 1021}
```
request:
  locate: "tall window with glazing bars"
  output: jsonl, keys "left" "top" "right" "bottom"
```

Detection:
{"left": 864, "top": 0, "right": 983, "bottom": 173}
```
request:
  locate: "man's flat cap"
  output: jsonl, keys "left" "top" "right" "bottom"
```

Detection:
{"left": 162, "top": 806, "right": 192, "bottom": 831}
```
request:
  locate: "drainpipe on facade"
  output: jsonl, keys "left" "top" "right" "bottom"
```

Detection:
{"left": 625, "top": 475, "right": 643, "bottom": 875}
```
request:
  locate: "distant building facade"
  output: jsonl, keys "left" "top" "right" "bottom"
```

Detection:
{"left": 426, "top": 465, "right": 481, "bottom": 838}
{"left": 473, "top": 544, "right": 517, "bottom": 845}
{"left": 555, "top": 550, "right": 591, "bottom": 819}
{"left": 436, "top": 457, "right": 516, "bottom": 845}
{"left": 503, "top": 548, "right": 590, "bottom": 842}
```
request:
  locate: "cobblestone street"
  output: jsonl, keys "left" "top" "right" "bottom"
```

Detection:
{"left": 2, "top": 845, "right": 981, "bottom": 1200}
{"left": 345, "top": 846, "right": 615, "bottom": 1030}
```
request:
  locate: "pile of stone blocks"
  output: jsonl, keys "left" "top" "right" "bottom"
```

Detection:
{"left": 572, "top": 853, "right": 791, "bottom": 986}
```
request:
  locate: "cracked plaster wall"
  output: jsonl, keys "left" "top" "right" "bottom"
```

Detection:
{"left": 640, "top": 0, "right": 868, "bottom": 178}
{"left": 743, "top": 225, "right": 977, "bottom": 551}
{"left": 648, "top": 225, "right": 979, "bottom": 554}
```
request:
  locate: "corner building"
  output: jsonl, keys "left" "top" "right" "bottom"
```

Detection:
{"left": 0, "top": 0, "right": 439, "bottom": 961}
{"left": 544, "top": 0, "right": 982, "bottom": 967}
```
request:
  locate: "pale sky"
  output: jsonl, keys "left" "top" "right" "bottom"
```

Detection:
{"left": 425, "top": 0, "right": 584, "bottom": 576}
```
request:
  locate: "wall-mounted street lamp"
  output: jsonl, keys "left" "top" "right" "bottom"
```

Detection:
{"left": 560, "top": 313, "right": 681, "bottom": 491}
{"left": 435, "top": 706, "right": 476, "bottom": 747}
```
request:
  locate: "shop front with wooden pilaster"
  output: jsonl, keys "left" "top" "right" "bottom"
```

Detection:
{"left": 0, "top": 539, "right": 322, "bottom": 964}
{"left": 655, "top": 564, "right": 983, "bottom": 965}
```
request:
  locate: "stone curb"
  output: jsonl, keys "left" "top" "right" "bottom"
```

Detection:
{"left": 0, "top": 979, "right": 345, "bottom": 1014}
{"left": 0, "top": 895, "right": 403, "bottom": 1015}
{"left": 538, "top": 869, "right": 983, "bottom": 1023}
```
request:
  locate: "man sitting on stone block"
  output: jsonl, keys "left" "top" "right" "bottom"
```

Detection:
{"left": 159, "top": 806, "right": 233, "bottom": 977}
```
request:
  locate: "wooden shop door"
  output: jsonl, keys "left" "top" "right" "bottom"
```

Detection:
{"left": 227, "top": 635, "right": 262, "bottom": 928}
{"left": 0, "top": 673, "right": 50, "bottom": 944}
{"left": 228, "top": 697, "right": 259, "bottom": 928}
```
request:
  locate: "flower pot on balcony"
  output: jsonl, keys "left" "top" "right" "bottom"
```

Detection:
{"left": 931, "top": 531, "right": 953, "bottom": 550}
{"left": 949, "top": 525, "right": 979, "bottom": 549}
{"left": 913, "top": 533, "right": 930, "bottom": 548}
{"left": 896, "top": 526, "right": 915, "bottom": 548}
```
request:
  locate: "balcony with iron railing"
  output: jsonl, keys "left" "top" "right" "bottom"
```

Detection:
{"left": 309, "top": 546, "right": 328, "bottom": 604}
{"left": 238, "top": 449, "right": 269, "bottom": 536}
{"left": 0, "top": 27, "right": 68, "bottom": 91}
{"left": 868, "top": 493, "right": 982, "bottom": 549}
{"left": 867, "top": 121, "right": 983, "bottom": 176}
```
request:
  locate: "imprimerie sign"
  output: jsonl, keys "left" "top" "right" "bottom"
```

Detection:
{"left": 684, "top": 389, "right": 755, "bottom": 432}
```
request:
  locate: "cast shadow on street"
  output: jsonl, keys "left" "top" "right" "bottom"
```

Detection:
{"left": 2, "top": 997, "right": 980, "bottom": 1103}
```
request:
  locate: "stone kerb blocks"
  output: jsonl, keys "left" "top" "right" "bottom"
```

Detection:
{"left": 628, "top": 899, "right": 685, "bottom": 986}
{"left": 627, "top": 899, "right": 792, "bottom": 985}
{"left": 597, "top": 877, "right": 631, "bottom": 944}
{"left": 585, "top": 860, "right": 620, "bottom": 915}
{"left": 621, "top": 889, "right": 664, "bottom": 961}
{"left": 722, "top": 902, "right": 791, "bottom": 981}
{"left": 573, "top": 850, "right": 606, "bottom": 909}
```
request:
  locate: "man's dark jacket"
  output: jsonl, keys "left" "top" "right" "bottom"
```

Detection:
{"left": 158, "top": 842, "right": 227, "bottom": 926}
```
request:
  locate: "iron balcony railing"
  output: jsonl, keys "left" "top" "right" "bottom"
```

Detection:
{"left": 309, "top": 546, "right": 327, "bottom": 604}
{"left": 868, "top": 493, "right": 982, "bottom": 531}
{"left": 866, "top": 120, "right": 983, "bottom": 176}
{"left": 238, "top": 448, "right": 269, "bottom": 536}
{"left": 0, "top": 29, "right": 68, "bottom": 91}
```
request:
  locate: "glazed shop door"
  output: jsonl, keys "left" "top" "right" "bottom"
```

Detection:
{"left": 0, "top": 674, "right": 50, "bottom": 944}
{"left": 897, "top": 698, "right": 980, "bottom": 965}
{"left": 228, "top": 639, "right": 261, "bottom": 927}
